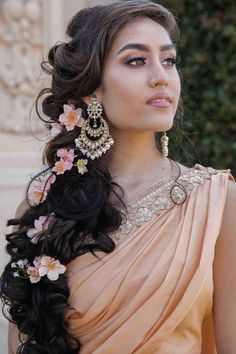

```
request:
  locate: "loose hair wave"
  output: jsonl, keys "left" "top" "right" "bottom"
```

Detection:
{"left": 0, "top": 1, "right": 179, "bottom": 353}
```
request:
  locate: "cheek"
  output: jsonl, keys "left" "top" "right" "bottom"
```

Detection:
{"left": 103, "top": 71, "right": 140, "bottom": 101}
{"left": 169, "top": 71, "right": 181, "bottom": 112}
{"left": 174, "top": 71, "right": 181, "bottom": 96}
{"left": 101, "top": 71, "right": 143, "bottom": 121}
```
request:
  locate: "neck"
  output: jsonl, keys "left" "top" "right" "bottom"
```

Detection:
{"left": 103, "top": 129, "right": 172, "bottom": 188}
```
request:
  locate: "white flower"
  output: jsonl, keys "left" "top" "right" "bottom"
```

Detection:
{"left": 38, "top": 256, "right": 66, "bottom": 281}
{"left": 16, "top": 259, "right": 29, "bottom": 267}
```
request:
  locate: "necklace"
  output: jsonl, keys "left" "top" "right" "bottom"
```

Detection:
{"left": 124, "top": 159, "right": 186, "bottom": 205}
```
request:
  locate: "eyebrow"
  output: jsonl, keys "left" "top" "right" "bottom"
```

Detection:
{"left": 116, "top": 43, "right": 176, "bottom": 56}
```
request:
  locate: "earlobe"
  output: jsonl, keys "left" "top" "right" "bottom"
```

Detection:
{"left": 82, "top": 89, "right": 103, "bottom": 106}
{"left": 82, "top": 96, "right": 95, "bottom": 106}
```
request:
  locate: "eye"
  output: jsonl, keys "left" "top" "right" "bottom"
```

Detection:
{"left": 162, "top": 56, "right": 178, "bottom": 67}
{"left": 125, "top": 56, "right": 147, "bottom": 66}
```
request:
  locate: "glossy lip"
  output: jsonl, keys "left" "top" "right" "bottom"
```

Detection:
{"left": 146, "top": 92, "right": 172, "bottom": 106}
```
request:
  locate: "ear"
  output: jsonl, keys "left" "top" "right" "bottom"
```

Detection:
{"left": 82, "top": 87, "right": 103, "bottom": 106}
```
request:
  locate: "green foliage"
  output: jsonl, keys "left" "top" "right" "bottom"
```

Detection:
{"left": 157, "top": 0, "right": 236, "bottom": 175}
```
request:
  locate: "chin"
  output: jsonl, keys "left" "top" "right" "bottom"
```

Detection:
{"left": 151, "top": 119, "right": 174, "bottom": 132}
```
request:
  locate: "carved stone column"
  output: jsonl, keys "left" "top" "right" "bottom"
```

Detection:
{"left": 0, "top": 0, "right": 45, "bottom": 134}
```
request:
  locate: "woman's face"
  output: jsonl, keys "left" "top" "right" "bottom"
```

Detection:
{"left": 96, "top": 17, "right": 181, "bottom": 133}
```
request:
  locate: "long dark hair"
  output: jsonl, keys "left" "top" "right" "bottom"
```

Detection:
{"left": 0, "top": 1, "right": 179, "bottom": 353}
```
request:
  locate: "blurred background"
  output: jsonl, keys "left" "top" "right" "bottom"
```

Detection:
{"left": 0, "top": 0, "right": 235, "bottom": 352}
{"left": 159, "top": 0, "right": 236, "bottom": 172}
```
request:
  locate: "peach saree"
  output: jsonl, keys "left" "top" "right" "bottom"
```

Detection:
{"left": 64, "top": 165, "right": 234, "bottom": 354}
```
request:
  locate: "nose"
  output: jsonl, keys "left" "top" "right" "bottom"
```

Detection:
{"left": 148, "top": 62, "right": 169, "bottom": 88}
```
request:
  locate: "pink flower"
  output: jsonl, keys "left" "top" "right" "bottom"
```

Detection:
{"left": 33, "top": 256, "right": 42, "bottom": 269}
{"left": 57, "top": 149, "right": 77, "bottom": 163}
{"left": 44, "top": 174, "right": 56, "bottom": 191}
{"left": 52, "top": 148, "right": 77, "bottom": 175}
{"left": 38, "top": 256, "right": 66, "bottom": 281}
{"left": 28, "top": 174, "right": 56, "bottom": 205}
{"left": 52, "top": 160, "right": 73, "bottom": 175}
{"left": 29, "top": 186, "right": 47, "bottom": 206}
{"left": 27, "top": 266, "right": 41, "bottom": 283}
{"left": 76, "top": 159, "right": 88, "bottom": 175}
{"left": 59, "top": 104, "right": 85, "bottom": 131}
{"left": 50, "top": 122, "right": 63, "bottom": 136}
{"left": 27, "top": 215, "right": 54, "bottom": 244}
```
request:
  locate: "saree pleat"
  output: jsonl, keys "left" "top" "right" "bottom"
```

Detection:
{"left": 64, "top": 168, "right": 234, "bottom": 353}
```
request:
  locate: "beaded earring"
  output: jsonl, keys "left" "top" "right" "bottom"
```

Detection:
{"left": 74, "top": 100, "right": 114, "bottom": 160}
{"left": 160, "top": 131, "right": 169, "bottom": 158}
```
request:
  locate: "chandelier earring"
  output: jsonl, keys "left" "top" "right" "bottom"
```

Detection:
{"left": 74, "top": 100, "right": 114, "bottom": 160}
{"left": 160, "top": 131, "right": 169, "bottom": 158}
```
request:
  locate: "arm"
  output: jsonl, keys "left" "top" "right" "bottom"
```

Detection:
{"left": 8, "top": 199, "right": 28, "bottom": 354}
{"left": 8, "top": 322, "right": 27, "bottom": 354}
{"left": 213, "top": 180, "right": 236, "bottom": 354}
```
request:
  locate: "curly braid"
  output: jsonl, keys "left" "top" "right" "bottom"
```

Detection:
{"left": 0, "top": 1, "right": 179, "bottom": 353}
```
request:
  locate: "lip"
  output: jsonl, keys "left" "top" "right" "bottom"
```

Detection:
{"left": 146, "top": 92, "right": 172, "bottom": 108}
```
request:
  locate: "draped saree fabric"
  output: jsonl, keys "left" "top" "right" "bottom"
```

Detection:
{"left": 64, "top": 165, "right": 234, "bottom": 354}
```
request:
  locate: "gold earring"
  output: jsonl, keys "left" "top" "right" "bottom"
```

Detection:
{"left": 160, "top": 131, "right": 169, "bottom": 157}
{"left": 74, "top": 100, "right": 114, "bottom": 160}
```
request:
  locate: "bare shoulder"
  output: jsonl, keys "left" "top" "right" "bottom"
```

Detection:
{"left": 218, "top": 178, "right": 236, "bottom": 242}
{"left": 213, "top": 179, "right": 236, "bottom": 353}
{"left": 214, "top": 178, "right": 236, "bottom": 268}
{"left": 15, "top": 199, "right": 28, "bottom": 217}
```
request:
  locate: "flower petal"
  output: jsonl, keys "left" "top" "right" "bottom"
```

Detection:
{"left": 40, "top": 256, "right": 52, "bottom": 266}
{"left": 38, "top": 266, "right": 48, "bottom": 277}
{"left": 30, "top": 235, "right": 40, "bottom": 244}
{"left": 65, "top": 124, "right": 74, "bottom": 131}
{"left": 47, "top": 270, "right": 59, "bottom": 281}
{"left": 34, "top": 219, "right": 43, "bottom": 229}
{"left": 57, "top": 264, "right": 66, "bottom": 274}
{"left": 27, "top": 228, "right": 39, "bottom": 237}
{"left": 76, "top": 117, "right": 85, "bottom": 128}
{"left": 50, "top": 123, "right": 63, "bottom": 137}
{"left": 63, "top": 104, "right": 73, "bottom": 113}
{"left": 57, "top": 149, "right": 67, "bottom": 158}
{"left": 52, "top": 161, "right": 68, "bottom": 175}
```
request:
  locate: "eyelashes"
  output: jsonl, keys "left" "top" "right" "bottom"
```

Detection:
{"left": 126, "top": 57, "right": 147, "bottom": 66}
{"left": 125, "top": 55, "right": 179, "bottom": 67}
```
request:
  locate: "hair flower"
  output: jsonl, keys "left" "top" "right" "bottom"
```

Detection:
{"left": 28, "top": 172, "right": 56, "bottom": 206}
{"left": 75, "top": 159, "right": 88, "bottom": 174}
{"left": 27, "top": 214, "right": 55, "bottom": 244}
{"left": 52, "top": 148, "right": 77, "bottom": 175}
{"left": 50, "top": 122, "right": 63, "bottom": 136}
{"left": 11, "top": 259, "right": 30, "bottom": 279}
{"left": 59, "top": 104, "right": 85, "bottom": 131}
{"left": 11, "top": 255, "right": 66, "bottom": 283}
{"left": 38, "top": 256, "right": 66, "bottom": 281}
{"left": 52, "top": 160, "right": 73, "bottom": 175}
{"left": 57, "top": 148, "right": 77, "bottom": 162}
{"left": 27, "top": 264, "right": 41, "bottom": 283}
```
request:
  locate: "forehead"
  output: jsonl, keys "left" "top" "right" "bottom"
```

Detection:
{"left": 109, "top": 17, "right": 172, "bottom": 56}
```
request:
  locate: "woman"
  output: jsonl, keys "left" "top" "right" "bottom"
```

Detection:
{"left": 1, "top": 1, "right": 236, "bottom": 353}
